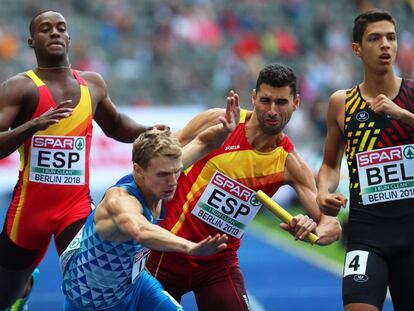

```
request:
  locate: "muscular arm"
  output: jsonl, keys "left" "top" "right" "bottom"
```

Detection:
{"left": 95, "top": 187, "right": 227, "bottom": 255}
{"left": 284, "top": 150, "right": 341, "bottom": 245}
{"left": 0, "top": 75, "right": 72, "bottom": 159}
{"left": 285, "top": 150, "right": 321, "bottom": 221}
{"left": 175, "top": 108, "right": 226, "bottom": 146}
{"left": 316, "top": 91, "right": 348, "bottom": 216}
{"left": 86, "top": 72, "right": 152, "bottom": 143}
{"left": 175, "top": 90, "right": 243, "bottom": 146}
{"left": 181, "top": 91, "right": 240, "bottom": 168}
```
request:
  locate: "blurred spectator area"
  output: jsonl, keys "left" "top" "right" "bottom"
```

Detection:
{"left": 0, "top": 0, "right": 413, "bottom": 148}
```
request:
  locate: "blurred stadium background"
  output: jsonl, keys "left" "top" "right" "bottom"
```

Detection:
{"left": 0, "top": 0, "right": 411, "bottom": 309}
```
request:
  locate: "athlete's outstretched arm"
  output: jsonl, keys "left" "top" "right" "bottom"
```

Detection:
{"left": 316, "top": 90, "right": 348, "bottom": 217}
{"left": 181, "top": 91, "right": 240, "bottom": 168}
{"left": 283, "top": 149, "right": 341, "bottom": 245}
{"left": 175, "top": 90, "right": 242, "bottom": 146}
{"left": 95, "top": 187, "right": 228, "bottom": 256}
{"left": 0, "top": 75, "right": 73, "bottom": 159}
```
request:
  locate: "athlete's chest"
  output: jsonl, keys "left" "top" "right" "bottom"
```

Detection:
{"left": 345, "top": 95, "right": 414, "bottom": 150}
{"left": 206, "top": 128, "right": 288, "bottom": 180}
{"left": 41, "top": 78, "right": 82, "bottom": 108}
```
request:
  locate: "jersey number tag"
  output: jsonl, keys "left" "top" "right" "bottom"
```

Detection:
{"left": 131, "top": 248, "right": 151, "bottom": 283}
{"left": 343, "top": 250, "right": 369, "bottom": 277}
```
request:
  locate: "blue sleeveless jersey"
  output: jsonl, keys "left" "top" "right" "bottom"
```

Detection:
{"left": 62, "top": 174, "right": 165, "bottom": 310}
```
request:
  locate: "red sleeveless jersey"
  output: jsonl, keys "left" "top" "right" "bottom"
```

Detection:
{"left": 160, "top": 109, "right": 294, "bottom": 257}
{"left": 6, "top": 70, "right": 93, "bottom": 251}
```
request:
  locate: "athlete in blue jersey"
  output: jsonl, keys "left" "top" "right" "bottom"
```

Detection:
{"left": 61, "top": 93, "right": 239, "bottom": 310}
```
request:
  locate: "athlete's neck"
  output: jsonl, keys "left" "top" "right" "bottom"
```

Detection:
{"left": 135, "top": 178, "right": 162, "bottom": 216}
{"left": 37, "top": 64, "right": 71, "bottom": 70}
{"left": 360, "top": 72, "right": 401, "bottom": 100}
{"left": 245, "top": 119, "right": 284, "bottom": 152}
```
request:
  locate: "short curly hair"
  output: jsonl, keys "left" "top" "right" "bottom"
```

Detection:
{"left": 132, "top": 129, "right": 182, "bottom": 169}
{"left": 255, "top": 63, "right": 297, "bottom": 96}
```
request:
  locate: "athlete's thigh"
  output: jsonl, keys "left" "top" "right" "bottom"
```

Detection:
{"left": 130, "top": 271, "right": 183, "bottom": 311}
{"left": 388, "top": 248, "right": 414, "bottom": 310}
{"left": 147, "top": 251, "right": 192, "bottom": 302}
{"left": 0, "top": 228, "right": 47, "bottom": 269}
{"left": 54, "top": 217, "right": 87, "bottom": 254}
{"left": 194, "top": 258, "right": 250, "bottom": 311}
{"left": 343, "top": 247, "right": 388, "bottom": 310}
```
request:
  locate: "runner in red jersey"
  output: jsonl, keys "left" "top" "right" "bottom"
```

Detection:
{"left": 147, "top": 63, "right": 342, "bottom": 311}
{"left": 0, "top": 11, "right": 166, "bottom": 309}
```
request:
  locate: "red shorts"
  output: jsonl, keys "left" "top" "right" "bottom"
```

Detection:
{"left": 147, "top": 251, "right": 251, "bottom": 311}
{"left": 0, "top": 189, "right": 92, "bottom": 268}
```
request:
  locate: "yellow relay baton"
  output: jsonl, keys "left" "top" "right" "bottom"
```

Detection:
{"left": 255, "top": 190, "right": 319, "bottom": 244}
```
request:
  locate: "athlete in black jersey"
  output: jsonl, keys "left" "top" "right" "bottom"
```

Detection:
{"left": 317, "top": 9, "right": 414, "bottom": 311}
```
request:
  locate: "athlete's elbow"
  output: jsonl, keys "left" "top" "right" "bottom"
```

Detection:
{"left": 133, "top": 224, "right": 153, "bottom": 244}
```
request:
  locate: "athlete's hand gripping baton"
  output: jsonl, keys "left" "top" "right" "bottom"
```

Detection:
{"left": 256, "top": 190, "right": 319, "bottom": 244}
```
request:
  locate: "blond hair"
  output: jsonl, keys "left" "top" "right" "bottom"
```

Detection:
{"left": 132, "top": 129, "right": 182, "bottom": 168}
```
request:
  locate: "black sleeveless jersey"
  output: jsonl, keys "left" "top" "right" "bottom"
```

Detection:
{"left": 344, "top": 79, "right": 414, "bottom": 222}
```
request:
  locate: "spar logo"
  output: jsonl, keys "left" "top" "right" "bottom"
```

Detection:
{"left": 212, "top": 171, "right": 253, "bottom": 202}
{"left": 357, "top": 147, "right": 402, "bottom": 167}
{"left": 33, "top": 136, "right": 74, "bottom": 150}
{"left": 75, "top": 138, "right": 85, "bottom": 151}
{"left": 403, "top": 146, "right": 414, "bottom": 160}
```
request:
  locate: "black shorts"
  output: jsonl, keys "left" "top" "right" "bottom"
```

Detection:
{"left": 343, "top": 220, "right": 414, "bottom": 310}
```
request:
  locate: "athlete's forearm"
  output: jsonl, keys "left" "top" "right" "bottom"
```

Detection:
{"left": 317, "top": 164, "right": 341, "bottom": 195}
{"left": 0, "top": 121, "right": 39, "bottom": 159}
{"left": 102, "top": 112, "right": 150, "bottom": 143}
{"left": 133, "top": 222, "right": 194, "bottom": 254}
{"left": 315, "top": 214, "right": 342, "bottom": 245}
{"left": 175, "top": 108, "right": 225, "bottom": 146}
{"left": 198, "top": 122, "right": 232, "bottom": 150}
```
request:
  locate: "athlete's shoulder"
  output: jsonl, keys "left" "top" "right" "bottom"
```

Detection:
{"left": 0, "top": 72, "right": 38, "bottom": 100}
{"left": 403, "top": 78, "right": 414, "bottom": 89}
{"left": 2, "top": 72, "right": 37, "bottom": 88}
{"left": 241, "top": 109, "right": 253, "bottom": 123}
{"left": 280, "top": 134, "right": 294, "bottom": 153}
{"left": 329, "top": 89, "right": 348, "bottom": 103}
{"left": 77, "top": 70, "right": 106, "bottom": 87}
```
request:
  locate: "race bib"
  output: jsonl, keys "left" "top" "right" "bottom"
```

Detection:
{"left": 29, "top": 135, "right": 86, "bottom": 185}
{"left": 132, "top": 248, "right": 151, "bottom": 283}
{"left": 191, "top": 171, "right": 262, "bottom": 238}
{"left": 356, "top": 145, "right": 414, "bottom": 205}
{"left": 343, "top": 250, "right": 369, "bottom": 277}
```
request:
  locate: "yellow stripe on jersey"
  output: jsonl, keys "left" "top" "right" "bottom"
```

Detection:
{"left": 36, "top": 84, "right": 92, "bottom": 136}
{"left": 10, "top": 160, "right": 30, "bottom": 241}
{"left": 25, "top": 70, "right": 45, "bottom": 86}
{"left": 171, "top": 146, "right": 289, "bottom": 234}
{"left": 240, "top": 109, "right": 247, "bottom": 123}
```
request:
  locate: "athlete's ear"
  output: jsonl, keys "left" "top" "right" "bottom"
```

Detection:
{"left": 251, "top": 89, "right": 257, "bottom": 108}
{"left": 293, "top": 93, "right": 300, "bottom": 111}
{"left": 133, "top": 163, "right": 144, "bottom": 178}
{"left": 28, "top": 37, "right": 34, "bottom": 48}
{"left": 352, "top": 42, "right": 361, "bottom": 57}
